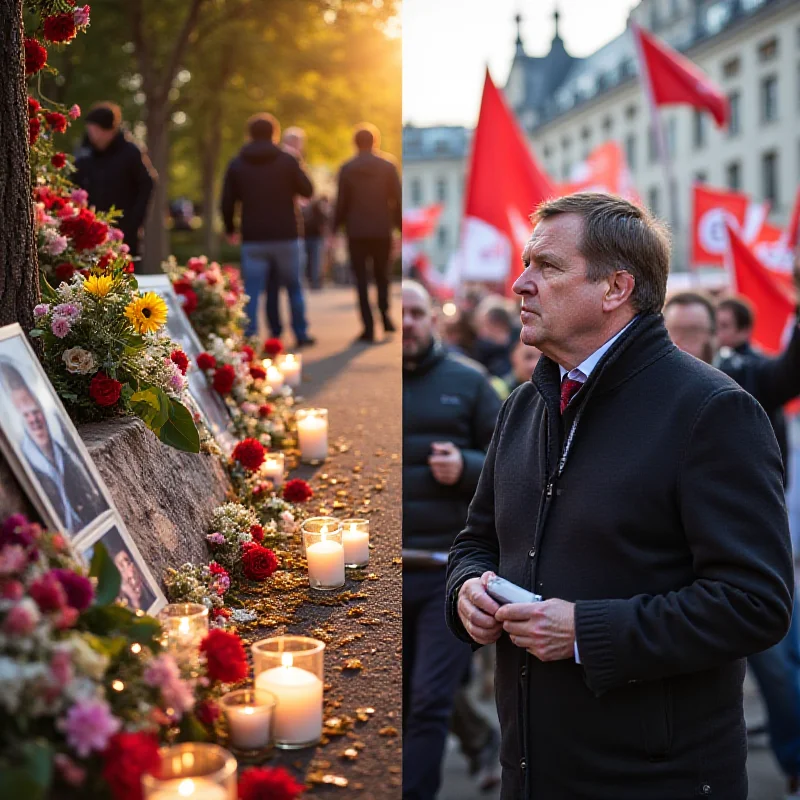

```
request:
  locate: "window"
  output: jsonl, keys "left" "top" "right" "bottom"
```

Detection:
{"left": 667, "top": 118, "right": 677, "bottom": 157}
{"left": 602, "top": 116, "right": 613, "bottom": 135}
{"left": 648, "top": 186, "right": 660, "bottom": 217}
{"left": 436, "top": 177, "right": 447, "bottom": 203}
{"left": 625, "top": 104, "right": 637, "bottom": 120}
{"left": 625, "top": 133, "right": 636, "bottom": 171}
{"left": 562, "top": 162, "right": 572, "bottom": 181}
{"left": 723, "top": 57, "right": 741, "bottom": 79}
{"left": 762, "top": 151, "right": 779, "bottom": 205}
{"left": 670, "top": 0, "right": 681, "bottom": 18}
{"left": 694, "top": 171, "right": 708, "bottom": 185}
{"left": 648, "top": 125, "right": 658, "bottom": 163}
{"left": 726, "top": 161, "right": 741, "bottom": 190}
{"left": 437, "top": 227, "right": 448, "bottom": 248}
{"left": 411, "top": 178, "right": 422, "bottom": 206}
{"left": 728, "top": 91, "right": 741, "bottom": 136}
{"left": 561, "top": 136, "right": 572, "bottom": 151}
{"left": 761, "top": 75, "right": 778, "bottom": 122}
{"left": 693, "top": 110, "right": 707, "bottom": 149}
{"left": 543, "top": 144, "right": 552, "bottom": 159}
{"left": 757, "top": 37, "right": 778, "bottom": 63}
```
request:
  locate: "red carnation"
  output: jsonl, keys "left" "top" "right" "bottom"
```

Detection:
{"left": 102, "top": 732, "right": 160, "bottom": 800}
{"left": 170, "top": 350, "right": 189, "bottom": 375}
{"left": 249, "top": 364, "right": 267, "bottom": 381}
{"left": 44, "top": 111, "right": 68, "bottom": 133}
{"left": 196, "top": 352, "right": 216, "bottom": 371}
{"left": 195, "top": 699, "right": 220, "bottom": 728}
{"left": 258, "top": 404, "right": 273, "bottom": 418}
{"left": 282, "top": 479, "right": 313, "bottom": 504}
{"left": 24, "top": 38, "right": 47, "bottom": 76}
{"left": 187, "top": 257, "right": 206, "bottom": 272}
{"left": 242, "top": 543, "right": 279, "bottom": 582}
{"left": 96, "top": 251, "right": 115, "bottom": 271}
{"left": 231, "top": 438, "right": 266, "bottom": 471}
{"left": 51, "top": 152, "right": 67, "bottom": 169}
{"left": 55, "top": 262, "right": 77, "bottom": 283}
{"left": 27, "top": 96, "right": 40, "bottom": 117}
{"left": 29, "top": 116, "right": 41, "bottom": 145}
{"left": 60, "top": 208, "right": 108, "bottom": 251}
{"left": 238, "top": 766, "right": 305, "bottom": 800}
{"left": 29, "top": 572, "right": 67, "bottom": 612}
{"left": 212, "top": 363, "right": 236, "bottom": 395}
{"left": 173, "top": 280, "right": 198, "bottom": 314}
{"left": 43, "top": 13, "right": 77, "bottom": 43}
{"left": 263, "top": 338, "right": 283, "bottom": 357}
{"left": 249, "top": 524, "right": 264, "bottom": 543}
{"left": 208, "top": 561, "right": 228, "bottom": 577}
{"left": 199, "top": 628, "right": 248, "bottom": 684}
{"left": 211, "top": 606, "right": 232, "bottom": 620}
{"left": 89, "top": 372, "right": 122, "bottom": 407}
{"left": 240, "top": 345, "right": 255, "bottom": 362}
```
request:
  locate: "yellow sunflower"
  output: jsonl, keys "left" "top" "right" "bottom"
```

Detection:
{"left": 84, "top": 274, "right": 114, "bottom": 298}
{"left": 124, "top": 292, "right": 168, "bottom": 335}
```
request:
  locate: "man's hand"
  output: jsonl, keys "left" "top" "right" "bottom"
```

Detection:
{"left": 495, "top": 598, "right": 576, "bottom": 662}
{"left": 429, "top": 441, "right": 464, "bottom": 486}
{"left": 226, "top": 232, "right": 241, "bottom": 247}
{"left": 457, "top": 571, "right": 503, "bottom": 645}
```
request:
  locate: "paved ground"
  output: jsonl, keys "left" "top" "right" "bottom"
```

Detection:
{"left": 252, "top": 285, "right": 402, "bottom": 798}
{"left": 440, "top": 659, "right": 786, "bottom": 799}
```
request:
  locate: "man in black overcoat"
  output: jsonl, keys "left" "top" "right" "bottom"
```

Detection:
{"left": 445, "top": 193, "right": 794, "bottom": 800}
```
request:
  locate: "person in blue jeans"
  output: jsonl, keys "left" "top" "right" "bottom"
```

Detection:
{"left": 221, "top": 112, "right": 315, "bottom": 346}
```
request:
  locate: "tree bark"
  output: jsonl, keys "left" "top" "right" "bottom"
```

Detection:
{"left": 0, "top": 0, "right": 40, "bottom": 330}
{"left": 201, "top": 128, "right": 220, "bottom": 259}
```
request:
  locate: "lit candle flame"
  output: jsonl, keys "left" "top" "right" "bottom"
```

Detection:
{"left": 350, "top": 523, "right": 357, "bottom": 534}
{"left": 282, "top": 652, "right": 294, "bottom": 669}
{"left": 321, "top": 524, "right": 328, "bottom": 542}
{"left": 178, "top": 618, "right": 190, "bottom": 635}
{"left": 244, "top": 706, "right": 255, "bottom": 715}
{"left": 178, "top": 778, "right": 195, "bottom": 797}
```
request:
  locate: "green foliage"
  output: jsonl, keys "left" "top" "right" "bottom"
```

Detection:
{"left": 89, "top": 541, "right": 123, "bottom": 606}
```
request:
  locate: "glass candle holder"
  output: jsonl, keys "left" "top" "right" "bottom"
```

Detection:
{"left": 295, "top": 408, "right": 328, "bottom": 463}
{"left": 219, "top": 688, "right": 276, "bottom": 754}
{"left": 341, "top": 518, "right": 370, "bottom": 568}
{"left": 260, "top": 451, "right": 285, "bottom": 488}
{"left": 277, "top": 353, "right": 302, "bottom": 389}
{"left": 265, "top": 364, "right": 284, "bottom": 393}
{"left": 159, "top": 604, "right": 209, "bottom": 671}
{"left": 302, "top": 518, "right": 344, "bottom": 589}
{"left": 252, "top": 636, "right": 325, "bottom": 749}
{"left": 142, "top": 743, "right": 237, "bottom": 799}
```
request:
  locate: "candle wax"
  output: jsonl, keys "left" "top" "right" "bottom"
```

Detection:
{"left": 306, "top": 538, "right": 345, "bottom": 587}
{"left": 343, "top": 526, "right": 369, "bottom": 565}
{"left": 255, "top": 665, "right": 323, "bottom": 744}
{"left": 148, "top": 777, "right": 227, "bottom": 799}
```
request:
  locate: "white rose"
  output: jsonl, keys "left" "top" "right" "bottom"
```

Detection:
{"left": 62, "top": 347, "right": 97, "bottom": 375}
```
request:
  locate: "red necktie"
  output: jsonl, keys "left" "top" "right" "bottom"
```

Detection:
{"left": 560, "top": 377, "right": 584, "bottom": 414}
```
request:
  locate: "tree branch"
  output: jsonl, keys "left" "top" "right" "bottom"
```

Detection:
{"left": 159, "top": 0, "right": 206, "bottom": 99}
{"left": 127, "top": 0, "right": 157, "bottom": 97}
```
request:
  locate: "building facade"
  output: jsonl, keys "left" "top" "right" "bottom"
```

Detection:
{"left": 404, "top": 0, "right": 800, "bottom": 273}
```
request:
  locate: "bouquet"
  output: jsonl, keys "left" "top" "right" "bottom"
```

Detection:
{"left": 30, "top": 266, "right": 200, "bottom": 453}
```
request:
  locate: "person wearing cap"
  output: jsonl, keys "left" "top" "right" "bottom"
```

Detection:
{"left": 73, "top": 102, "right": 156, "bottom": 260}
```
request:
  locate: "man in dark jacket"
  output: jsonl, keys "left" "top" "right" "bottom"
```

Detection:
{"left": 334, "top": 124, "right": 401, "bottom": 343}
{"left": 221, "top": 113, "right": 315, "bottom": 347}
{"left": 446, "top": 193, "right": 794, "bottom": 800}
{"left": 403, "top": 280, "right": 501, "bottom": 800}
{"left": 73, "top": 102, "right": 156, "bottom": 260}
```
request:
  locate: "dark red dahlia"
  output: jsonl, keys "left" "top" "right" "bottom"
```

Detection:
{"left": 55, "top": 263, "right": 76, "bottom": 283}
{"left": 240, "top": 345, "right": 255, "bottom": 362}
{"left": 24, "top": 38, "right": 47, "bottom": 76}
{"left": 44, "top": 112, "right": 68, "bottom": 133}
{"left": 170, "top": 350, "right": 189, "bottom": 375}
{"left": 196, "top": 352, "right": 217, "bottom": 371}
{"left": 199, "top": 629, "right": 248, "bottom": 684}
{"left": 29, "top": 117, "right": 41, "bottom": 145}
{"left": 51, "top": 152, "right": 67, "bottom": 169}
{"left": 249, "top": 524, "right": 265, "bottom": 542}
{"left": 231, "top": 438, "right": 266, "bottom": 471}
{"left": 263, "top": 338, "right": 283, "bottom": 357}
{"left": 212, "top": 364, "right": 236, "bottom": 395}
{"left": 43, "top": 13, "right": 77, "bottom": 43}
{"left": 249, "top": 364, "right": 267, "bottom": 381}
{"left": 242, "top": 543, "right": 279, "bottom": 582}
{"left": 60, "top": 208, "right": 108, "bottom": 251}
{"left": 238, "top": 766, "right": 305, "bottom": 800}
{"left": 282, "top": 479, "right": 313, "bottom": 504}
{"left": 27, "top": 96, "right": 40, "bottom": 117}
{"left": 102, "top": 732, "right": 160, "bottom": 800}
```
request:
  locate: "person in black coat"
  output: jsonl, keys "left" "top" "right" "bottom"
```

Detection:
{"left": 446, "top": 193, "right": 794, "bottom": 800}
{"left": 403, "top": 281, "right": 501, "bottom": 799}
{"left": 73, "top": 103, "right": 156, "bottom": 260}
{"left": 334, "top": 124, "right": 402, "bottom": 343}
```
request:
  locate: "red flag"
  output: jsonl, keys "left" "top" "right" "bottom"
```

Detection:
{"left": 402, "top": 204, "right": 443, "bottom": 242}
{"left": 461, "top": 69, "right": 557, "bottom": 296}
{"left": 787, "top": 188, "right": 800, "bottom": 250}
{"left": 725, "top": 222, "right": 795, "bottom": 354}
{"left": 692, "top": 184, "right": 749, "bottom": 267}
{"left": 559, "top": 141, "right": 640, "bottom": 204}
{"left": 631, "top": 22, "right": 729, "bottom": 128}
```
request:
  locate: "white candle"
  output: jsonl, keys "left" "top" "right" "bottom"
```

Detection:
{"left": 265, "top": 365, "right": 284, "bottom": 392}
{"left": 148, "top": 777, "right": 227, "bottom": 799}
{"left": 343, "top": 523, "right": 369, "bottom": 566}
{"left": 255, "top": 653, "right": 323, "bottom": 745}
{"left": 279, "top": 354, "right": 301, "bottom": 388}
{"left": 306, "top": 535, "right": 345, "bottom": 588}
{"left": 226, "top": 704, "right": 272, "bottom": 751}
{"left": 261, "top": 455, "right": 284, "bottom": 487}
{"left": 297, "top": 411, "right": 328, "bottom": 462}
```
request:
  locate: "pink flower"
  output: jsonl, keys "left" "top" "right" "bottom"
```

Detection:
{"left": 51, "top": 316, "right": 71, "bottom": 338}
{"left": 0, "top": 545, "right": 29, "bottom": 576}
{"left": 30, "top": 571, "right": 67, "bottom": 611}
{"left": 45, "top": 233, "right": 69, "bottom": 256}
{"left": 120, "top": 243, "right": 130, "bottom": 254}
{"left": 53, "top": 303, "right": 80, "bottom": 320}
{"left": 54, "top": 753, "right": 86, "bottom": 787}
{"left": 0, "top": 580, "right": 24, "bottom": 601}
{"left": 54, "top": 606, "right": 80, "bottom": 630}
{"left": 224, "top": 292, "right": 238, "bottom": 308}
{"left": 70, "top": 188, "right": 88, "bottom": 205}
{"left": 187, "top": 256, "right": 207, "bottom": 271}
{"left": 34, "top": 303, "right": 50, "bottom": 319}
{"left": 143, "top": 654, "right": 181, "bottom": 689}
{"left": 169, "top": 372, "right": 185, "bottom": 392}
{"left": 59, "top": 697, "right": 121, "bottom": 758}
{"left": 281, "top": 510, "right": 296, "bottom": 532}
{"left": 3, "top": 598, "right": 40, "bottom": 635}
{"left": 73, "top": 5, "right": 90, "bottom": 26}
{"left": 206, "top": 532, "right": 225, "bottom": 546}
{"left": 162, "top": 677, "right": 195, "bottom": 717}
{"left": 51, "top": 647, "right": 74, "bottom": 686}
{"left": 108, "top": 227, "right": 124, "bottom": 242}
{"left": 240, "top": 402, "right": 259, "bottom": 415}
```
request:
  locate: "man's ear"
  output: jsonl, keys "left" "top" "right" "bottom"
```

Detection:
{"left": 602, "top": 270, "right": 635, "bottom": 312}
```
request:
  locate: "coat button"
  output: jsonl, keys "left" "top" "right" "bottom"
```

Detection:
{"left": 528, "top": 548, "right": 536, "bottom": 558}
{"left": 520, "top": 666, "right": 527, "bottom": 679}
{"left": 700, "top": 785, "right": 711, "bottom": 795}
{"left": 520, "top": 758, "right": 527, "bottom": 771}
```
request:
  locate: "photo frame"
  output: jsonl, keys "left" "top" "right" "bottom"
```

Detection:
{"left": 80, "top": 516, "right": 166, "bottom": 615}
{"left": 0, "top": 323, "right": 113, "bottom": 541}
{"left": 137, "top": 274, "right": 236, "bottom": 455}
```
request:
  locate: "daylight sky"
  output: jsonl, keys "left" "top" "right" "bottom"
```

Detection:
{"left": 402, "top": 0, "right": 635, "bottom": 127}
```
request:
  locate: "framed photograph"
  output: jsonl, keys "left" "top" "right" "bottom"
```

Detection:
{"left": 137, "top": 275, "right": 236, "bottom": 455}
{"left": 80, "top": 518, "right": 166, "bottom": 615}
{"left": 0, "top": 323, "right": 112, "bottom": 540}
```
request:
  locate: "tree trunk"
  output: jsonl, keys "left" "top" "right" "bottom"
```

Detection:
{"left": 0, "top": 0, "right": 39, "bottom": 330}
{"left": 140, "top": 100, "right": 169, "bottom": 274}
{"left": 201, "top": 118, "right": 222, "bottom": 259}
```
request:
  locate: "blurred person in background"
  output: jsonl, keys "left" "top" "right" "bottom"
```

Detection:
{"left": 302, "top": 195, "right": 331, "bottom": 290}
{"left": 74, "top": 101, "right": 156, "bottom": 260}
{"left": 665, "top": 289, "right": 800, "bottom": 797}
{"left": 334, "top": 124, "right": 402, "bottom": 343}
{"left": 503, "top": 341, "right": 542, "bottom": 395}
{"left": 440, "top": 310, "right": 477, "bottom": 358}
{"left": 472, "top": 297, "right": 516, "bottom": 378}
{"left": 403, "top": 280, "right": 501, "bottom": 800}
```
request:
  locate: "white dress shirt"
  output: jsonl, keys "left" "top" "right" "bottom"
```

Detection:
{"left": 556, "top": 317, "right": 636, "bottom": 664}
